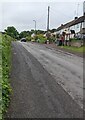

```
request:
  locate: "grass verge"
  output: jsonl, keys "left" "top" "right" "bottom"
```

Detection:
{"left": 60, "top": 46, "right": 84, "bottom": 53}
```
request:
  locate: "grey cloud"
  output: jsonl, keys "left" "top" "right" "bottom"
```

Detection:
{"left": 1, "top": 1, "right": 83, "bottom": 32}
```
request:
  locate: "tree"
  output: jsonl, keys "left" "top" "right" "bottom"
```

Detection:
{"left": 36, "top": 30, "right": 44, "bottom": 35}
{"left": 49, "top": 29, "right": 57, "bottom": 33}
{"left": 4, "top": 26, "right": 19, "bottom": 39}
{"left": 19, "top": 31, "right": 30, "bottom": 39}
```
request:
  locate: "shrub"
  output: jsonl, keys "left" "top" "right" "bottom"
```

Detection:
{"left": 36, "top": 34, "right": 47, "bottom": 43}
{"left": 49, "top": 36, "right": 56, "bottom": 43}
{"left": 1, "top": 34, "right": 13, "bottom": 116}
{"left": 26, "top": 36, "right": 31, "bottom": 41}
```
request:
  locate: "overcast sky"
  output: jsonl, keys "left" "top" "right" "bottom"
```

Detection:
{"left": 0, "top": 0, "right": 84, "bottom": 32}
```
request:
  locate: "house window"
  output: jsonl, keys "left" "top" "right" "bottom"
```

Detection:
{"left": 77, "top": 24, "right": 79, "bottom": 28}
{"left": 70, "top": 30, "right": 75, "bottom": 34}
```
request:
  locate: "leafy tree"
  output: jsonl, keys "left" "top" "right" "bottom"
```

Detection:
{"left": 35, "top": 34, "right": 47, "bottom": 43}
{"left": 19, "top": 31, "right": 30, "bottom": 39}
{"left": 49, "top": 29, "right": 57, "bottom": 33}
{"left": 4, "top": 26, "right": 19, "bottom": 39}
{"left": 36, "top": 30, "right": 45, "bottom": 34}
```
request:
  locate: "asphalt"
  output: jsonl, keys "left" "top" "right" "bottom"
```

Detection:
{"left": 21, "top": 42, "right": 83, "bottom": 109}
{"left": 5, "top": 41, "right": 83, "bottom": 118}
{"left": 43, "top": 43, "right": 83, "bottom": 58}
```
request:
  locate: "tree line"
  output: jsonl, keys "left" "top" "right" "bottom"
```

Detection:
{"left": 4, "top": 26, "right": 57, "bottom": 39}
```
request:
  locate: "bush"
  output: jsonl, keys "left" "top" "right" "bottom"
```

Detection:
{"left": 1, "top": 34, "right": 13, "bottom": 116}
{"left": 33, "top": 35, "right": 38, "bottom": 41}
{"left": 26, "top": 36, "right": 32, "bottom": 41}
{"left": 49, "top": 36, "right": 56, "bottom": 43}
{"left": 36, "top": 34, "right": 47, "bottom": 43}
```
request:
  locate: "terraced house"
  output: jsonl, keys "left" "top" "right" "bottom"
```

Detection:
{"left": 56, "top": 15, "right": 85, "bottom": 40}
{"left": 56, "top": 1, "right": 85, "bottom": 40}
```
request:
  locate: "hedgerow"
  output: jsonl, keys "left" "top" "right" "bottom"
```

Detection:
{"left": 1, "top": 33, "right": 14, "bottom": 117}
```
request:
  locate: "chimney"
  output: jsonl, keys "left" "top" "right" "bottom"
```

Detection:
{"left": 75, "top": 17, "right": 78, "bottom": 20}
{"left": 61, "top": 24, "right": 63, "bottom": 26}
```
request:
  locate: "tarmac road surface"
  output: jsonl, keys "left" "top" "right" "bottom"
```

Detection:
{"left": 6, "top": 41, "right": 83, "bottom": 118}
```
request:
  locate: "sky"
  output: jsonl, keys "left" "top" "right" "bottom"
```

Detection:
{"left": 0, "top": 0, "right": 84, "bottom": 32}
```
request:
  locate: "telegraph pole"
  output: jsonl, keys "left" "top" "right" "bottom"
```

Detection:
{"left": 46, "top": 6, "right": 50, "bottom": 43}
{"left": 47, "top": 6, "right": 50, "bottom": 31}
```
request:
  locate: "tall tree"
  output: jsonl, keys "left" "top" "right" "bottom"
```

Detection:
{"left": 4, "top": 26, "right": 19, "bottom": 39}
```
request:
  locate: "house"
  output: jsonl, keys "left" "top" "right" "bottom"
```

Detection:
{"left": 56, "top": 15, "right": 85, "bottom": 40}
{"left": 31, "top": 33, "right": 36, "bottom": 38}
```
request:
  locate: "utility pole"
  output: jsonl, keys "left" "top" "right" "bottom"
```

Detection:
{"left": 47, "top": 6, "right": 50, "bottom": 31}
{"left": 46, "top": 6, "right": 50, "bottom": 43}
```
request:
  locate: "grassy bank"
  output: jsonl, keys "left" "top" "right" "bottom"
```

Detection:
{"left": 60, "top": 46, "right": 84, "bottom": 53}
{"left": 0, "top": 33, "right": 14, "bottom": 118}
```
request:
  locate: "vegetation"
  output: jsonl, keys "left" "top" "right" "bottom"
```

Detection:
{"left": 35, "top": 30, "right": 46, "bottom": 34}
{"left": 49, "top": 29, "right": 57, "bottom": 33}
{"left": 19, "top": 30, "right": 46, "bottom": 40}
{"left": 61, "top": 46, "right": 84, "bottom": 53}
{"left": 49, "top": 35, "right": 56, "bottom": 43}
{"left": 4, "top": 26, "right": 19, "bottom": 39}
{"left": 26, "top": 36, "right": 32, "bottom": 41}
{"left": 35, "top": 34, "right": 47, "bottom": 43}
{"left": 19, "top": 31, "right": 30, "bottom": 39}
{"left": 1, "top": 33, "right": 14, "bottom": 117}
{"left": 0, "top": 33, "right": 2, "bottom": 119}
{"left": 69, "top": 38, "right": 81, "bottom": 42}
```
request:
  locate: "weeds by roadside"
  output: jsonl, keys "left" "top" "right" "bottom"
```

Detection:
{"left": 60, "top": 46, "right": 84, "bottom": 53}
{"left": 0, "top": 33, "right": 2, "bottom": 119}
{"left": 0, "top": 33, "right": 14, "bottom": 118}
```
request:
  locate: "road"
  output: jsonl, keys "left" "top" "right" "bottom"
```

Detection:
{"left": 6, "top": 41, "right": 83, "bottom": 118}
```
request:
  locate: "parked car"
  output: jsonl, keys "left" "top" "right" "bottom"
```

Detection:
{"left": 20, "top": 38, "right": 26, "bottom": 42}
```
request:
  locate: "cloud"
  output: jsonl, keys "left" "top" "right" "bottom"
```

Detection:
{"left": 0, "top": 1, "right": 84, "bottom": 32}
{"left": 0, "top": 0, "right": 84, "bottom": 3}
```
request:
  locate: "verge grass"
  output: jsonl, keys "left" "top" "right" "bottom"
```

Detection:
{"left": 61, "top": 46, "right": 84, "bottom": 53}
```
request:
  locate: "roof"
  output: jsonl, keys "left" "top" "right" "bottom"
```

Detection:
{"left": 56, "top": 15, "right": 85, "bottom": 31}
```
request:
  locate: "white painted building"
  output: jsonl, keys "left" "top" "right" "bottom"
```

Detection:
{"left": 56, "top": 15, "right": 85, "bottom": 39}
